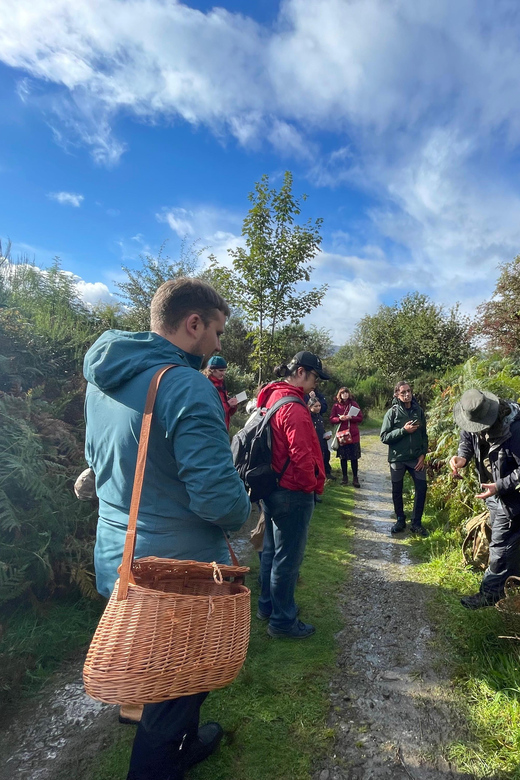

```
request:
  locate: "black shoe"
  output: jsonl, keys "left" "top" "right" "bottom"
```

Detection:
{"left": 326, "top": 474, "right": 337, "bottom": 481}
{"left": 410, "top": 523, "right": 429, "bottom": 537}
{"left": 267, "top": 620, "right": 315, "bottom": 639}
{"left": 341, "top": 478, "right": 349, "bottom": 486}
{"left": 460, "top": 592, "right": 501, "bottom": 610}
{"left": 352, "top": 478, "right": 360, "bottom": 488}
{"left": 391, "top": 518, "right": 406, "bottom": 534}
{"left": 179, "top": 722, "right": 224, "bottom": 770}
{"left": 315, "top": 495, "right": 322, "bottom": 503}
{"left": 257, "top": 605, "right": 299, "bottom": 621}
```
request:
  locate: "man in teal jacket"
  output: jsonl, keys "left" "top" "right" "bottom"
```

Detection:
{"left": 380, "top": 380, "right": 429, "bottom": 537}
{"left": 84, "top": 277, "right": 250, "bottom": 780}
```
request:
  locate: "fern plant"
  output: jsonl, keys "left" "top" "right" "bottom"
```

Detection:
{"left": 427, "top": 356, "right": 520, "bottom": 526}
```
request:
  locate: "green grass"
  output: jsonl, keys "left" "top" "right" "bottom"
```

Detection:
{"left": 0, "top": 595, "right": 103, "bottom": 703}
{"left": 88, "top": 471, "right": 354, "bottom": 780}
{"left": 360, "top": 410, "right": 384, "bottom": 429}
{"left": 399, "top": 494, "right": 520, "bottom": 779}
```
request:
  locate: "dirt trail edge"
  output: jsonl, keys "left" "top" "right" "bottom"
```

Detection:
{"left": 314, "top": 434, "right": 471, "bottom": 780}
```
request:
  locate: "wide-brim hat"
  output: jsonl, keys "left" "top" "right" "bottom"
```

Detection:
{"left": 288, "top": 351, "right": 330, "bottom": 381}
{"left": 453, "top": 388, "right": 499, "bottom": 432}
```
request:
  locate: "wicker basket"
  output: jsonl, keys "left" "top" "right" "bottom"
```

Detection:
{"left": 83, "top": 365, "right": 251, "bottom": 705}
{"left": 495, "top": 576, "right": 520, "bottom": 636}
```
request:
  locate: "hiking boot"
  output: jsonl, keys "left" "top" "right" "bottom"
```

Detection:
{"left": 326, "top": 474, "right": 337, "bottom": 482}
{"left": 391, "top": 517, "right": 406, "bottom": 534}
{"left": 179, "top": 722, "right": 224, "bottom": 770}
{"left": 315, "top": 495, "right": 323, "bottom": 503}
{"left": 410, "top": 523, "right": 429, "bottom": 537}
{"left": 460, "top": 592, "right": 502, "bottom": 610}
{"left": 341, "top": 477, "right": 349, "bottom": 485}
{"left": 352, "top": 478, "right": 360, "bottom": 488}
{"left": 267, "top": 620, "right": 315, "bottom": 639}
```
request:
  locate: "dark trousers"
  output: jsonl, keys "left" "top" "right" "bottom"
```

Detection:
{"left": 127, "top": 692, "right": 208, "bottom": 780}
{"left": 322, "top": 444, "right": 331, "bottom": 476}
{"left": 341, "top": 459, "right": 358, "bottom": 479}
{"left": 482, "top": 496, "right": 520, "bottom": 598}
{"left": 258, "top": 488, "right": 315, "bottom": 631}
{"left": 389, "top": 460, "right": 427, "bottom": 524}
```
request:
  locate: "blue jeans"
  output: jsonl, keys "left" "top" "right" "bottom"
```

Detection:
{"left": 258, "top": 488, "right": 315, "bottom": 631}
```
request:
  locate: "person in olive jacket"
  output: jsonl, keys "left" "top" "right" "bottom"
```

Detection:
{"left": 380, "top": 380, "right": 429, "bottom": 537}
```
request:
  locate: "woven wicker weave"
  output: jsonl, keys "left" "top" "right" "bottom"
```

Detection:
{"left": 495, "top": 576, "right": 520, "bottom": 636}
{"left": 83, "top": 365, "right": 251, "bottom": 705}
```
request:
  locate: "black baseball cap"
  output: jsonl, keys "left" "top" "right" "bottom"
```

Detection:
{"left": 288, "top": 351, "right": 330, "bottom": 380}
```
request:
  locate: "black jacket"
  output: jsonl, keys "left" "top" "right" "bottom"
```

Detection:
{"left": 458, "top": 420, "right": 520, "bottom": 518}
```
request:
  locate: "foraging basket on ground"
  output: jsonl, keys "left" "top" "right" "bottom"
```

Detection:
{"left": 83, "top": 365, "right": 251, "bottom": 705}
{"left": 495, "top": 576, "right": 520, "bottom": 636}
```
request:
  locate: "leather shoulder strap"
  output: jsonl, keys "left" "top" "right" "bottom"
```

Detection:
{"left": 118, "top": 365, "right": 178, "bottom": 600}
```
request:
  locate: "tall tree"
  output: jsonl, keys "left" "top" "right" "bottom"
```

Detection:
{"left": 474, "top": 255, "right": 520, "bottom": 355}
{"left": 115, "top": 241, "right": 203, "bottom": 331}
{"left": 212, "top": 172, "right": 327, "bottom": 381}
{"left": 353, "top": 292, "right": 472, "bottom": 382}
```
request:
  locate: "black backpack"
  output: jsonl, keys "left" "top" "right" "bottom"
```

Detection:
{"left": 231, "top": 396, "right": 306, "bottom": 502}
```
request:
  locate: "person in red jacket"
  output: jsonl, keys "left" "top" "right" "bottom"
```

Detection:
{"left": 202, "top": 355, "right": 238, "bottom": 430}
{"left": 256, "top": 351, "right": 329, "bottom": 639}
{"left": 330, "top": 387, "right": 363, "bottom": 487}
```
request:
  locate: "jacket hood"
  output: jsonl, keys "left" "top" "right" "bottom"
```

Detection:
{"left": 257, "top": 381, "right": 305, "bottom": 407}
{"left": 83, "top": 330, "right": 202, "bottom": 391}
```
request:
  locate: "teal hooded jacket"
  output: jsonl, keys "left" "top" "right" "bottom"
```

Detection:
{"left": 83, "top": 330, "right": 250, "bottom": 598}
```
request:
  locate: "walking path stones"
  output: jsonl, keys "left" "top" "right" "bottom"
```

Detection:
{"left": 314, "top": 433, "right": 471, "bottom": 780}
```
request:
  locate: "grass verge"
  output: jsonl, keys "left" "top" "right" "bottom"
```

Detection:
{"left": 402, "top": 496, "right": 520, "bottom": 778}
{"left": 88, "top": 473, "right": 354, "bottom": 780}
{"left": 0, "top": 595, "right": 103, "bottom": 705}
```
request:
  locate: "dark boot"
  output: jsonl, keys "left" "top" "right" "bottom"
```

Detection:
{"left": 391, "top": 517, "right": 406, "bottom": 534}
{"left": 179, "top": 723, "right": 224, "bottom": 770}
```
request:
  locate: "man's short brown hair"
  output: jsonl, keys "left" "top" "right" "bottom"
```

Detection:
{"left": 150, "top": 277, "right": 230, "bottom": 333}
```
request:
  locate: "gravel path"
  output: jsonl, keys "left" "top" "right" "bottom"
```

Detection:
{"left": 314, "top": 434, "right": 471, "bottom": 780}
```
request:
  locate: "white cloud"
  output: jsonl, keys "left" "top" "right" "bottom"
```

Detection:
{"left": 157, "top": 207, "right": 195, "bottom": 238}
{"left": 4, "top": 0, "right": 520, "bottom": 333}
{"left": 75, "top": 279, "right": 116, "bottom": 306}
{"left": 156, "top": 204, "right": 243, "bottom": 265}
{"left": 47, "top": 191, "right": 84, "bottom": 207}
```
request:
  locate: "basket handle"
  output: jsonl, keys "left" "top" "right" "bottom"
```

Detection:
{"left": 118, "top": 364, "right": 242, "bottom": 600}
{"left": 504, "top": 576, "right": 520, "bottom": 597}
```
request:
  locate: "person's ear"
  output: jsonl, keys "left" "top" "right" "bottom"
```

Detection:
{"left": 185, "top": 313, "right": 203, "bottom": 339}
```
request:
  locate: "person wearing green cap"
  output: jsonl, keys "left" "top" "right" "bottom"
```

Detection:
{"left": 202, "top": 355, "right": 238, "bottom": 430}
{"left": 450, "top": 388, "right": 520, "bottom": 609}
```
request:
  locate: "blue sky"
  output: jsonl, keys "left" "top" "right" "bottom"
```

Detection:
{"left": 2, "top": 0, "right": 520, "bottom": 343}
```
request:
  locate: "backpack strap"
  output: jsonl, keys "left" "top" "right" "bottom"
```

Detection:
{"left": 260, "top": 395, "right": 308, "bottom": 479}
{"left": 260, "top": 395, "right": 307, "bottom": 427}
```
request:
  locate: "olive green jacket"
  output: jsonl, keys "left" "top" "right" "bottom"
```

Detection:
{"left": 380, "top": 398, "right": 428, "bottom": 463}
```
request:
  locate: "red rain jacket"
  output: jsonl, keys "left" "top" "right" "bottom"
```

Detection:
{"left": 330, "top": 400, "right": 363, "bottom": 444}
{"left": 208, "top": 374, "right": 236, "bottom": 431}
{"left": 256, "top": 381, "right": 325, "bottom": 494}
